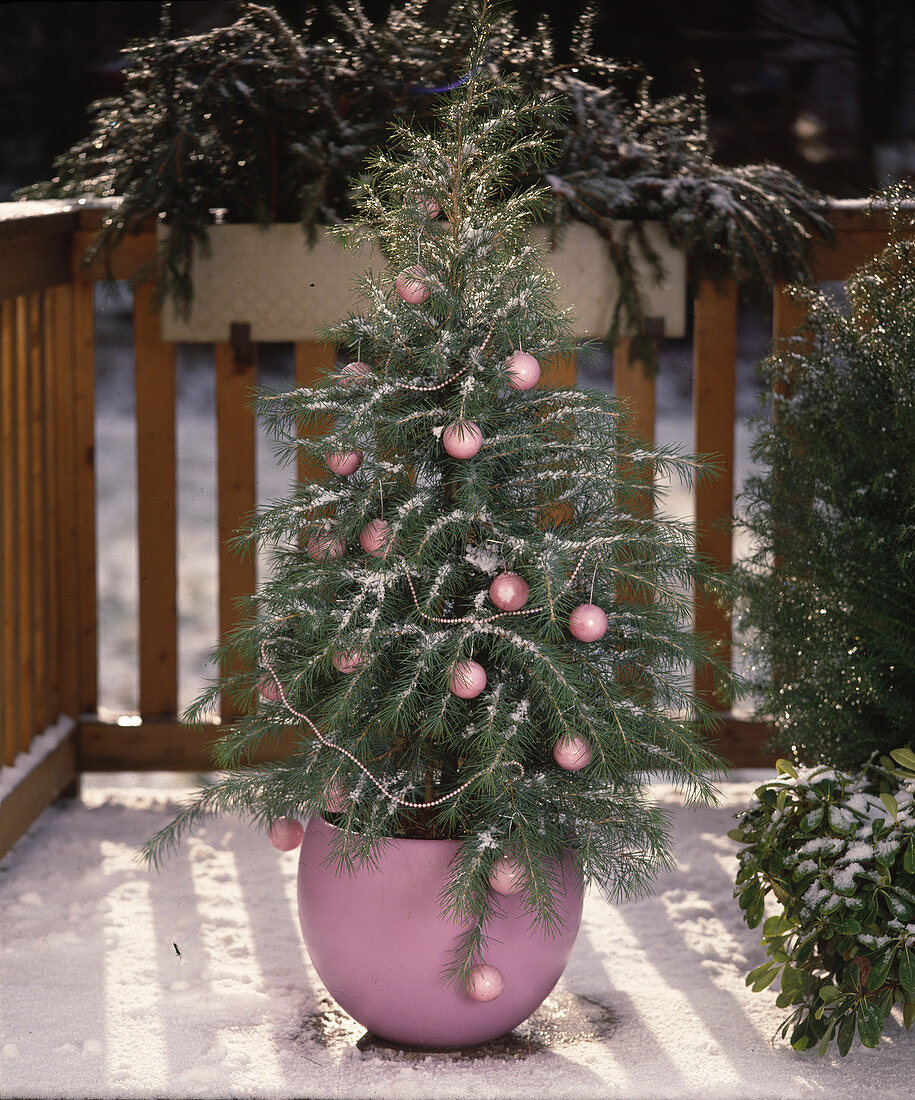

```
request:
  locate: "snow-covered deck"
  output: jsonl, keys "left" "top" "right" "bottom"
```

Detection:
{"left": 2, "top": 773, "right": 910, "bottom": 1099}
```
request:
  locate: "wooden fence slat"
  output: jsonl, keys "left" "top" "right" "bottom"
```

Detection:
{"left": 41, "top": 288, "right": 62, "bottom": 721}
{"left": 1, "top": 299, "right": 20, "bottom": 765}
{"left": 693, "top": 278, "right": 738, "bottom": 705}
{"left": 27, "top": 294, "right": 51, "bottom": 732}
{"left": 14, "top": 297, "right": 34, "bottom": 751}
{"left": 80, "top": 718, "right": 297, "bottom": 772}
{"left": 51, "top": 283, "right": 80, "bottom": 719}
{"left": 613, "top": 337, "right": 656, "bottom": 447}
{"left": 215, "top": 340, "right": 258, "bottom": 719}
{"left": 542, "top": 351, "right": 577, "bottom": 389}
{"left": 133, "top": 283, "right": 178, "bottom": 717}
{"left": 72, "top": 280, "right": 98, "bottom": 715}
{"left": 294, "top": 341, "right": 336, "bottom": 486}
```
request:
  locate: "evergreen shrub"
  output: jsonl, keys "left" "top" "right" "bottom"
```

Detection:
{"left": 17, "top": 0, "right": 827, "bottom": 350}
{"left": 731, "top": 749, "right": 915, "bottom": 1056}
{"left": 736, "top": 197, "right": 915, "bottom": 769}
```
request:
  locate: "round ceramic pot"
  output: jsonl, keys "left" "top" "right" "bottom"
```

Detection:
{"left": 297, "top": 816, "right": 584, "bottom": 1048}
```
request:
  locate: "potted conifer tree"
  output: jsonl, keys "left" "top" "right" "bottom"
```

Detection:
{"left": 143, "top": 3, "right": 734, "bottom": 1049}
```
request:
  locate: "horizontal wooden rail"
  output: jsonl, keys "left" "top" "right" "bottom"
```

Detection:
{"left": 0, "top": 198, "right": 902, "bottom": 859}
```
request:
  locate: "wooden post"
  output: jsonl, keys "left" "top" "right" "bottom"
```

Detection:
{"left": 134, "top": 283, "right": 179, "bottom": 717}
{"left": 693, "top": 278, "right": 738, "bottom": 706}
{"left": 215, "top": 332, "right": 258, "bottom": 719}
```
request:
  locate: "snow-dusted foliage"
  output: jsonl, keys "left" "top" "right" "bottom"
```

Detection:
{"left": 731, "top": 750, "right": 915, "bottom": 1056}
{"left": 17, "top": 1, "right": 827, "bottom": 348}
{"left": 736, "top": 194, "right": 915, "bottom": 769}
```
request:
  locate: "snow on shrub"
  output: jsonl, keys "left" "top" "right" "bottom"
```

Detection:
{"left": 731, "top": 749, "right": 915, "bottom": 1055}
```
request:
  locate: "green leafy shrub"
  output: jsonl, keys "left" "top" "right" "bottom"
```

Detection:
{"left": 736, "top": 197, "right": 915, "bottom": 769}
{"left": 731, "top": 749, "right": 915, "bottom": 1055}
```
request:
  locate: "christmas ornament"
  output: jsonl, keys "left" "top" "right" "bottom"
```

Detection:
{"left": 450, "top": 659, "right": 487, "bottom": 699}
{"left": 307, "top": 533, "right": 345, "bottom": 561}
{"left": 467, "top": 964, "right": 504, "bottom": 1002}
{"left": 489, "top": 572, "right": 529, "bottom": 611}
{"left": 268, "top": 818, "right": 304, "bottom": 851}
{"left": 553, "top": 735, "right": 593, "bottom": 771}
{"left": 569, "top": 603, "right": 608, "bottom": 642}
{"left": 324, "top": 778, "right": 349, "bottom": 814}
{"left": 488, "top": 856, "right": 524, "bottom": 896}
{"left": 442, "top": 421, "right": 482, "bottom": 459}
{"left": 339, "top": 361, "right": 371, "bottom": 384}
{"left": 326, "top": 450, "right": 363, "bottom": 476}
{"left": 359, "top": 519, "right": 392, "bottom": 557}
{"left": 395, "top": 266, "right": 431, "bottom": 305}
{"left": 505, "top": 351, "right": 541, "bottom": 391}
{"left": 333, "top": 649, "right": 367, "bottom": 674}
{"left": 417, "top": 195, "right": 440, "bottom": 218}
{"left": 258, "top": 673, "right": 283, "bottom": 702}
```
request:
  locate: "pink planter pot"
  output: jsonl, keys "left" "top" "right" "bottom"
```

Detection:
{"left": 297, "top": 816, "right": 584, "bottom": 1048}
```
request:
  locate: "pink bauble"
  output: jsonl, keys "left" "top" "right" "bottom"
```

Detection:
{"left": 505, "top": 351, "right": 541, "bottom": 391}
{"left": 417, "top": 195, "right": 440, "bottom": 218}
{"left": 467, "top": 964, "right": 504, "bottom": 1002}
{"left": 569, "top": 603, "right": 608, "bottom": 642}
{"left": 326, "top": 450, "right": 363, "bottom": 476}
{"left": 488, "top": 856, "right": 524, "bottom": 896}
{"left": 442, "top": 421, "right": 483, "bottom": 459}
{"left": 359, "top": 519, "right": 392, "bottom": 557}
{"left": 450, "top": 659, "right": 487, "bottom": 699}
{"left": 489, "top": 572, "right": 529, "bottom": 612}
{"left": 553, "top": 735, "right": 593, "bottom": 772}
{"left": 307, "top": 533, "right": 345, "bottom": 561}
{"left": 332, "top": 649, "right": 366, "bottom": 674}
{"left": 257, "top": 674, "right": 283, "bottom": 703}
{"left": 338, "top": 360, "right": 371, "bottom": 385}
{"left": 324, "top": 779, "right": 349, "bottom": 815}
{"left": 395, "top": 266, "right": 431, "bottom": 305}
{"left": 268, "top": 817, "right": 305, "bottom": 851}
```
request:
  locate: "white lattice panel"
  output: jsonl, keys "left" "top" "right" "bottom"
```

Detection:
{"left": 159, "top": 221, "right": 686, "bottom": 343}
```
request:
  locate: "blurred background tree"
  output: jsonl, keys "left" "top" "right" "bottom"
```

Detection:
{"left": 1, "top": 0, "right": 913, "bottom": 202}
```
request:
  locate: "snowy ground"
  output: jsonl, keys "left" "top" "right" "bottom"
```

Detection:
{"left": 2, "top": 772, "right": 913, "bottom": 1099}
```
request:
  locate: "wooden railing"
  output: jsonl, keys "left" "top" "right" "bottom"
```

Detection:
{"left": 0, "top": 198, "right": 895, "bottom": 858}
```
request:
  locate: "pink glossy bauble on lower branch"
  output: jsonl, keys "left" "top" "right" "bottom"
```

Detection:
{"left": 307, "top": 534, "right": 345, "bottom": 561}
{"left": 395, "top": 266, "right": 431, "bottom": 305}
{"left": 488, "top": 572, "right": 529, "bottom": 612}
{"left": 257, "top": 673, "right": 283, "bottom": 703}
{"left": 505, "top": 351, "right": 541, "bottom": 391}
{"left": 553, "top": 735, "right": 594, "bottom": 771}
{"left": 332, "top": 649, "right": 367, "bottom": 674}
{"left": 442, "top": 421, "right": 483, "bottom": 459}
{"left": 268, "top": 818, "right": 305, "bottom": 851}
{"left": 488, "top": 856, "right": 524, "bottom": 896}
{"left": 568, "top": 603, "right": 608, "bottom": 642}
{"left": 297, "top": 817, "right": 584, "bottom": 1048}
{"left": 449, "top": 659, "right": 487, "bottom": 699}
{"left": 323, "top": 779, "right": 349, "bottom": 815}
{"left": 326, "top": 450, "right": 363, "bottom": 476}
{"left": 359, "top": 519, "right": 392, "bottom": 557}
